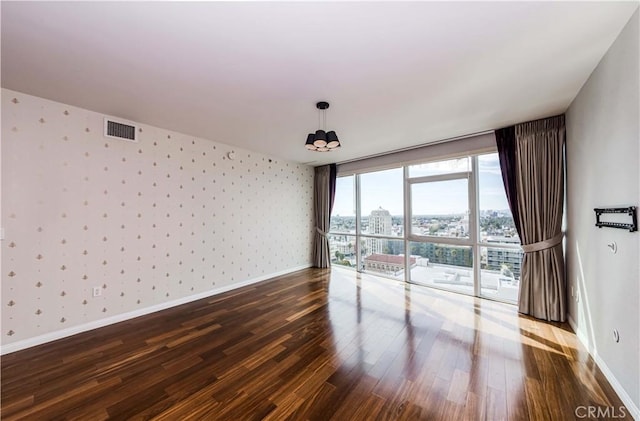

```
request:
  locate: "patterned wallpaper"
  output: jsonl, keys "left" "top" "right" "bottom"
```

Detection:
{"left": 1, "top": 89, "right": 314, "bottom": 347}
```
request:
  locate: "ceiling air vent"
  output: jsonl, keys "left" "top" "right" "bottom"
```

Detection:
{"left": 104, "top": 117, "right": 138, "bottom": 142}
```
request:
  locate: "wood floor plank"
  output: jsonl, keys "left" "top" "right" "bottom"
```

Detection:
{"left": 463, "top": 391, "right": 484, "bottom": 421}
{"left": 374, "top": 378, "right": 416, "bottom": 420}
{"left": 1, "top": 267, "right": 629, "bottom": 420}
{"left": 262, "top": 392, "right": 305, "bottom": 421}
{"left": 286, "top": 381, "right": 336, "bottom": 421}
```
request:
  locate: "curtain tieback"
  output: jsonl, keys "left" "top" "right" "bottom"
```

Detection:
{"left": 521, "top": 232, "right": 563, "bottom": 253}
{"left": 316, "top": 227, "right": 327, "bottom": 237}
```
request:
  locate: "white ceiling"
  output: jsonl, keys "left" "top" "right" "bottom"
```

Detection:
{"left": 2, "top": 2, "right": 637, "bottom": 166}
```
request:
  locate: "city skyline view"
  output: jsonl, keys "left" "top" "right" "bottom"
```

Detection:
{"left": 332, "top": 154, "right": 510, "bottom": 217}
{"left": 329, "top": 153, "right": 523, "bottom": 304}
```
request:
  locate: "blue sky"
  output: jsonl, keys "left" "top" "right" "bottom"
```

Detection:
{"left": 332, "top": 153, "right": 510, "bottom": 216}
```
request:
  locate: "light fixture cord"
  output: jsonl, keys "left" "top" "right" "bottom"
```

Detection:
{"left": 323, "top": 108, "right": 327, "bottom": 130}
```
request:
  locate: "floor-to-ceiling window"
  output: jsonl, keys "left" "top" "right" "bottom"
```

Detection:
{"left": 476, "top": 153, "right": 523, "bottom": 302}
{"left": 329, "top": 151, "right": 522, "bottom": 304}
{"left": 329, "top": 175, "right": 356, "bottom": 268}
{"left": 407, "top": 157, "right": 474, "bottom": 295}
{"left": 358, "top": 168, "right": 404, "bottom": 277}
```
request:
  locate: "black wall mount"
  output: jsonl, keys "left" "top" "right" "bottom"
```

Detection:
{"left": 594, "top": 206, "right": 637, "bottom": 232}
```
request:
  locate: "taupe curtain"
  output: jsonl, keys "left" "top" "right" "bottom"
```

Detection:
{"left": 496, "top": 115, "right": 566, "bottom": 322}
{"left": 312, "top": 164, "right": 337, "bottom": 268}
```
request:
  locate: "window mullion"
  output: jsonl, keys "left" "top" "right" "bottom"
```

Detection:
{"left": 407, "top": 172, "right": 470, "bottom": 184}
{"left": 471, "top": 155, "right": 481, "bottom": 297}
{"left": 403, "top": 165, "right": 410, "bottom": 284}
{"left": 355, "top": 174, "right": 362, "bottom": 272}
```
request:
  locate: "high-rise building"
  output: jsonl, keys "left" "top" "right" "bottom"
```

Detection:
{"left": 417, "top": 243, "right": 473, "bottom": 267}
{"left": 366, "top": 207, "right": 392, "bottom": 255}
{"left": 486, "top": 237, "right": 523, "bottom": 279}
{"left": 369, "top": 207, "right": 392, "bottom": 236}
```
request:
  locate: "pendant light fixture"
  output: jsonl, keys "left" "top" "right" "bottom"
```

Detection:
{"left": 305, "top": 101, "right": 341, "bottom": 152}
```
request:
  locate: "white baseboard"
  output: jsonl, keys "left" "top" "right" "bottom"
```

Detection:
{"left": 568, "top": 315, "right": 640, "bottom": 420}
{"left": 0, "top": 264, "right": 312, "bottom": 356}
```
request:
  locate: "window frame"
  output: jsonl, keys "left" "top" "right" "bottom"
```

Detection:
{"left": 406, "top": 171, "right": 473, "bottom": 244}
{"left": 329, "top": 150, "right": 522, "bottom": 304}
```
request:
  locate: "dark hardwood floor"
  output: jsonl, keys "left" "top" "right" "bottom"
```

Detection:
{"left": 1, "top": 268, "right": 626, "bottom": 420}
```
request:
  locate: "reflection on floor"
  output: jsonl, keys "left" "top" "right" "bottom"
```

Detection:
{"left": 1, "top": 267, "right": 626, "bottom": 420}
{"left": 410, "top": 264, "right": 520, "bottom": 303}
{"left": 354, "top": 260, "right": 520, "bottom": 303}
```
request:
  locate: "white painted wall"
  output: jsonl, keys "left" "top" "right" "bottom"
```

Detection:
{"left": 1, "top": 89, "right": 314, "bottom": 352}
{"left": 566, "top": 10, "right": 639, "bottom": 417}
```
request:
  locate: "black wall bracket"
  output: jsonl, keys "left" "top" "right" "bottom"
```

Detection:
{"left": 594, "top": 206, "right": 637, "bottom": 232}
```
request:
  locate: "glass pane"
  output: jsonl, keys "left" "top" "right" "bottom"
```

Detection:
{"left": 480, "top": 246, "right": 522, "bottom": 303}
{"left": 359, "top": 168, "right": 404, "bottom": 237}
{"left": 478, "top": 153, "right": 520, "bottom": 244}
{"left": 330, "top": 175, "right": 356, "bottom": 233}
{"left": 360, "top": 238, "right": 405, "bottom": 279}
{"left": 408, "top": 157, "right": 470, "bottom": 178}
{"left": 329, "top": 234, "right": 357, "bottom": 268}
{"left": 408, "top": 242, "right": 473, "bottom": 294}
{"left": 411, "top": 179, "right": 469, "bottom": 238}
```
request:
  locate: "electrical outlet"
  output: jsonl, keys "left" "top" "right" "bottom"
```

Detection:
{"left": 92, "top": 286, "right": 102, "bottom": 297}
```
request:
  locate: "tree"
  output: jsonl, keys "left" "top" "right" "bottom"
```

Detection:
{"left": 501, "top": 264, "right": 514, "bottom": 278}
